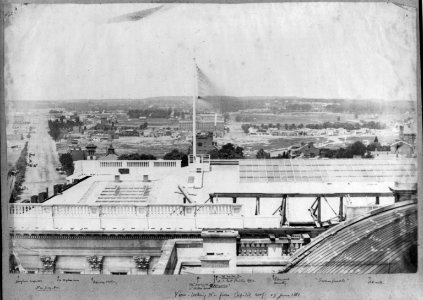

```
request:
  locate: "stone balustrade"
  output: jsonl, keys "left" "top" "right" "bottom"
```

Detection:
{"left": 76, "top": 160, "right": 181, "bottom": 176}
{"left": 9, "top": 203, "right": 276, "bottom": 231}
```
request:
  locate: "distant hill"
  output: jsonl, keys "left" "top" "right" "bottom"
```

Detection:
{"left": 9, "top": 97, "right": 416, "bottom": 115}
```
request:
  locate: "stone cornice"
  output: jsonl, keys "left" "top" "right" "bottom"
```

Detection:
{"left": 10, "top": 231, "right": 202, "bottom": 240}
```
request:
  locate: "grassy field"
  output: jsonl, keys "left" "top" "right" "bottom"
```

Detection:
{"left": 230, "top": 112, "right": 356, "bottom": 125}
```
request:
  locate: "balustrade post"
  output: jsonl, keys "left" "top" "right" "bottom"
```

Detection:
{"left": 255, "top": 197, "right": 260, "bottom": 215}
{"left": 317, "top": 196, "right": 322, "bottom": 225}
{"left": 51, "top": 205, "right": 56, "bottom": 229}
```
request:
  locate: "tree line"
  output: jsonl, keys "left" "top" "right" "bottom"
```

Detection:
{"left": 48, "top": 117, "right": 83, "bottom": 141}
{"left": 255, "top": 140, "right": 385, "bottom": 159}
{"left": 10, "top": 142, "right": 28, "bottom": 202}
{"left": 241, "top": 121, "right": 385, "bottom": 134}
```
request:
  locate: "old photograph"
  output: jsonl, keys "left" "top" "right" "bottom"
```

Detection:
{"left": 4, "top": 1, "right": 419, "bottom": 280}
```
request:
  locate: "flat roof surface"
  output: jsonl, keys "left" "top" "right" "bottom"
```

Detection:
{"left": 47, "top": 167, "right": 191, "bottom": 205}
{"left": 239, "top": 158, "right": 417, "bottom": 183}
{"left": 47, "top": 159, "right": 416, "bottom": 220}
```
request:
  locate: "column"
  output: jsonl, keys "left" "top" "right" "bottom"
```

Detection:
{"left": 86, "top": 255, "right": 104, "bottom": 274}
{"left": 40, "top": 255, "right": 57, "bottom": 274}
{"left": 133, "top": 256, "right": 151, "bottom": 275}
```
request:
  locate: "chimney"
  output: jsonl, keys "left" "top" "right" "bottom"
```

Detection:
{"left": 30, "top": 195, "right": 38, "bottom": 203}
{"left": 143, "top": 175, "right": 149, "bottom": 182}
{"left": 115, "top": 175, "right": 120, "bottom": 182}
{"left": 53, "top": 184, "right": 63, "bottom": 195}
{"left": 38, "top": 192, "right": 46, "bottom": 203}
{"left": 53, "top": 185, "right": 59, "bottom": 195}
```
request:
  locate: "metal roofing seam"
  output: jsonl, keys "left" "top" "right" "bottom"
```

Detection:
{"left": 286, "top": 202, "right": 417, "bottom": 273}
{"left": 301, "top": 201, "right": 415, "bottom": 255}
{"left": 330, "top": 218, "right": 416, "bottom": 273}
{"left": 297, "top": 210, "right": 402, "bottom": 268}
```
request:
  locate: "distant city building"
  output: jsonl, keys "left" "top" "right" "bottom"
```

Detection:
{"left": 70, "top": 147, "right": 86, "bottom": 161}
{"left": 119, "top": 129, "right": 140, "bottom": 137}
{"left": 179, "top": 114, "right": 225, "bottom": 136}
{"left": 194, "top": 132, "right": 218, "bottom": 155}
{"left": 85, "top": 144, "right": 97, "bottom": 160}
{"left": 146, "top": 118, "right": 175, "bottom": 127}
{"left": 99, "top": 144, "right": 119, "bottom": 161}
{"left": 399, "top": 125, "right": 416, "bottom": 145}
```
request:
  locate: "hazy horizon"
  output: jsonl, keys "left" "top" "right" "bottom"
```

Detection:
{"left": 7, "top": 96, "right": 417, "bottom": 103}
{"left": 5, "top": 3, "right": 417, "bottom": 102}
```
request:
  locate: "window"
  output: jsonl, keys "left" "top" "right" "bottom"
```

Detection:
{"left": 63, "top": 271, "right": 82, "bottom": 274}
{"left": 110, "top": 272, "right": 128, "bottom": 275}
{"left": 197, "top": 142, "right": 203, "bottom": 146}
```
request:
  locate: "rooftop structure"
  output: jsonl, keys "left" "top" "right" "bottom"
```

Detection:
{"left": 282, "top": 199, "right": 417, "bottom": 274}
{"left": 9, "top": 158, "right": 417, "bottom": 232}
{"left": 8, "top": 157, "right": 418, "bottom": 275}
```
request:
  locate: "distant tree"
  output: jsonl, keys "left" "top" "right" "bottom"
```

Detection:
{"left": 298, "top": 123, "right": 304, "bottom": 129}
{"left": 235, "top": 115, "right": 242, "bottom": 122}
{"left": 223, "top": 113, "right": 230, "bottom": 122}
{"left": 118, "top": 153, "right": 157, "bottom": 160}
{"left": 256, "top": 149, "right": 270, "bottom": 159}
{"left": 59, "top": 153, "right": 74, "bottom": 175}
{"left": 374, "top": 136, "right": 379, "bottom": 143}
{"left": 349, "top": 141, "right": 367, "bottom": 156}
{"left": 363, "top": 151, "right": 374, "bottom": 159}
{"left": 208, "top": 143, "right": 244, "bottom": 159}
{"left": 241, "top": 124, "right": 250, "bottom": 134}
{"left": 163, "top": 149, "right": 188, "bottom": 167}
{"left": 366, "top": 143, "right": 378, "bottom": 152}
{"left": 335, "top": 148, "right": 350, "bottom": 158}
{"left": 289, "top": 123, "right": 297, "bottom": 130}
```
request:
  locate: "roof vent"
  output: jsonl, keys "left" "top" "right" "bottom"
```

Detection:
{"left": 143, "top": 175, "right": 149, "bottom": 182}
{"left": 115, "top": 175, "right": 120, "bottom": 182}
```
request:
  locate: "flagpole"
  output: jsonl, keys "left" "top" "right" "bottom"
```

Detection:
{"left": 192, "top": 58, "right": 197, "bottom": 159}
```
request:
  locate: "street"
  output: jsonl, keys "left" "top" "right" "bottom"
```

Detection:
{"left": 20, "top": 111, "right": 67, "bottom": 201}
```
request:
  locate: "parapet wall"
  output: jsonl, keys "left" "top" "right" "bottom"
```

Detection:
{"left": 73, "top": 160, "right": 182, "bottom": 176}
{"left": 8, "top": 203, "right": 281, "bottom": 231}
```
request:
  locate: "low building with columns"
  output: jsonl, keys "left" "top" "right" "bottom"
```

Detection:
{"left": 8, "top": 157, "right": 418, "bottom": 275}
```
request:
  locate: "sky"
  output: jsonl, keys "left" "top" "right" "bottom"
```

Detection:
{"left": 4, "top": 3, "right": 418, "bottom": 101}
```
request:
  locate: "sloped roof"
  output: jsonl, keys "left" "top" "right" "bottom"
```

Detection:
{"left": 99, "top": 154, "right": 119, "bottom": 161}
{"left": 390, "top": 141, "right": 412, "bottom": 147}
{"left": 282, "top": 200, "right": 417, "bottom": 274}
